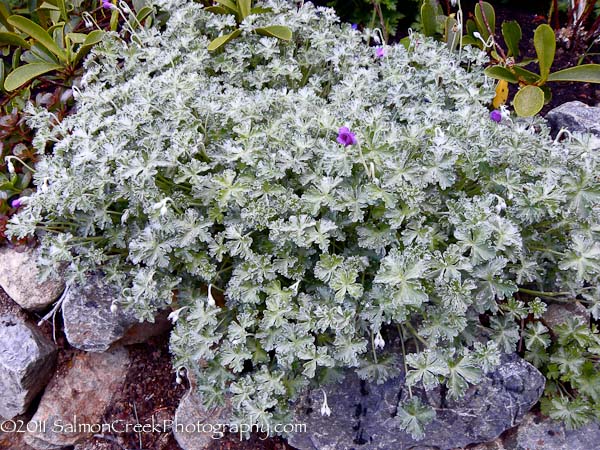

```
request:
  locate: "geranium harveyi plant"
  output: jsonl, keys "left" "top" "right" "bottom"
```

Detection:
{"left": 8, "top": 0, "right": 600, "bottom": 438}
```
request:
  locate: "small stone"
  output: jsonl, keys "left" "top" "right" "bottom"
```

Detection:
{"left": 545, "top": 101, "right": 600, "bottom": 136}
{"left": 24, "top": 346, "right": 130, "bottom": 450}
{"left": 0, "top": 314, "right": 57, "bottom": 419}
{"left": 515, "top": 412, "right": 600, "bottom": 450}
{"left": 173, "top": 388, "right": 234, "bottom": 450}
{"left": 63, "top": 275, "right": 169, "bottom": 352}
{"left": 0, "top": 246, "right": 64, "bottom": 311}
{"left": 288, "top": 353, "right": 545, "bottom": 450}
{"left": 543, "top": 301, "right": 589, "bottom": 331}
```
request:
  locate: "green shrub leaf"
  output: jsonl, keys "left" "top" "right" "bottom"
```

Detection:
{"left": 7, "top": 15, "right": 66, "bottom": 62}
{"left": 513, "top": 85, "right": 545, "bottom": 117}
{"left": 3, "top": 62, "right": 62, "bottom": 91}
{"left": 484, "top": 66, "right": 518, "bottom": 83}
{"left": 534, "top": 24, "right": 555, "bottom": 82}
{"left": 502, "top": 21, "right": 521, "bottom": 58}
{"left": 547, "top": 64, "right": 600, "bottom": 83}
{"left": 254, "top": 25, "right": 292, "bottom": 41}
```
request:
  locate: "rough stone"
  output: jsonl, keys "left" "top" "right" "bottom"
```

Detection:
{"left": 63, "top": 275, "right": 169, "bottom": 352}
{"left": 0, "top": 314, "right": 57, "bottom": 419}
{"left": 545, "top": 101, "right": 600, "bottom": 136}
{"left": 24, "top": 346, "right": 130, "bottom": 450}
{"left": 288, "top": 354, "right": 545, "bottom": 450}
{"left": 0, "top": 246, "right": 64, "bottom": 311}
{"left": 0, "top": 417, "right": 38, "bottom": 450}
{"left": 173, "top": 388, "right": 234, "bottom": 450}
{"left": 514, "top": 412, "right": 600, "bottom": 450}
{"left": 543, "top": 301, "right": 589, "bottom": 331}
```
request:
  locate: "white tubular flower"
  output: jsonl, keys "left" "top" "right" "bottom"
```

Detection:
{"left": 110, "top": 303, "right": 118, "bottom": 313}
{"left": 6, "top": 158, "right": 15, "bottom": 174}
{"left": 290, "top": 279, "right": 301, "bottom": 294}
{"left": 152, "top": 197, "right": 172, "bottom": 216}
{"left": 374, "top": 331, "right": 385, "bottom": 349}
{"left": 167, "top": 306, "right": 188, "bottom": 323}
{"left": 41, "top": 178, "right": 49, "bottom": 193}
{"left": 207, "top": 284, "right": 216, "bottom": 306}
{"left": 320, "top": 389, "right": 331, "bottom": 416}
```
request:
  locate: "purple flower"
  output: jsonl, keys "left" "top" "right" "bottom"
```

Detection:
{"left": 490, "top": 110, "right": 502, "bottom": 123}
{"left": 375, "top": 46, "right": 386, "bottom": 58}
{"left": 351, "top": 23, "right": 358, "bottom": 30}
{"left": 11, "top": 198, "right": 23, "bottom": 209}
{"left": 102, "top": 0, "right": 114, "bottom": 9}
{"left": 337, "top": 127, "right": 357, "bottom": 147}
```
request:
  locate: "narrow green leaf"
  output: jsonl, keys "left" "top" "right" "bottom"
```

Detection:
{"left": 254, "top": 25, "right": 292, "bottom": 41}
{"left": 502, "top": 21, "right": 521, "bottom": 58}
{"left": 56, "top": 0, "right": 67, "bottom": 22}
{"left": 207, "top": 29, "right": 242, "bottom": 52}
{"left": 421, "top": 2, "right": 437, "bottom": 37}
{"left": 73, "top": 30, "right": 103, "bottom": 66}
{"left": 475, "top": 1, "right": 495, "bottom": 41}
{"left": 0, "top": 61, "right": 5, "bottom": 91}
{"left": 534, "top": 24, "right": 555, "bottom": 81}
{"left": 0, "top": 31, "right": 31, "bottom": 49}
{"left": 110, "top": 8, "right": 118, "bottom": 32}
{"left": 484, "top": 65, "right": 518, "bottom": 83}
{"left": 513, "top": 85, "right": 545, "bottom": 117}
{"left": 134, "top": 5, "right": 154, "bottom": 26}
{"left": 445, "top": 16, "right": 459, "bottom": 52}
{"left": 0, "top": 3, "right": 13, "bottom": 31}
{"left": 7, "top": 15, "right": 66, "bottom": 61}
{"left": 547, "top": 64, "right": 600, "bottom": 83}
{"left": 3, "top": 61, "right": 62, "bottom": 91}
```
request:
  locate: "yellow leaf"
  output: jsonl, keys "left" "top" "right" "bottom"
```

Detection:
{"left": 492, "top": 79, "right": 509, "bottom": 108}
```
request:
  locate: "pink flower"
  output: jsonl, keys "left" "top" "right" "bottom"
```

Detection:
{"left": 102, "top": 0, "right": 115, "bottom": 9}
{"left": 375, "top": 47, "right": 386, "bottom": 58}
{"left": 337, "top": 127, "right": 357, "bottom": 147}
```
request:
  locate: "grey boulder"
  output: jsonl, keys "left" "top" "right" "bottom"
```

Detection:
{"left": 288, "top": 354, "right": 545, "bottom": 450}
{"left": 545, "top": 101, "right": 600, "bottom": 136}
{"left": 63, "top": 275, "right": 169, "bottom": 352}
{"left": 0, "top": 314, "right": 57, "bottom": 419}
{"left": 0, "top": 246, "right": 64, "bottom": 311}
{"left": 511, "top": 412, "right": 600, "bottom": 450}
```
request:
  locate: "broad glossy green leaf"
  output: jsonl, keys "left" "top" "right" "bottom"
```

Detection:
{"left": 7, "top": 15, "right": 66, "bottom": 61}
{"left": 512, "top": 66, "right": 541, "bottom": 84}
{"left": 534, "top": 24, "right": 555, "bottom": 81}
{"left": 238, "top": 0, "right": 251, "bottom": 19}
{"left": 461, "top": 35, "right": 480, "bottom": 48}
{"left": 513, "top": 85, "right": 545, "bottom": 117}
{"left": 3, "top": 61, "right": 62, "bottom": 91}
{"left": 475, "top": 1, "right": 495, "bottom": 41}
{"left": 66, "top": 32, "right": 87, "bottom": 44}
{"left": 250, "top": 7, "right": 271, "bottom": 15}
{"left": 207, "top": 29, "right": 242, "bottom": 52}
{"left": 214, "top": 0, "right": 238, "bottom": 15}
{"left": 254, "top": 25, "right": 292, "bottom": 41}
{"left": 205, "top": 6, "right": 228, "bottom": 14}
{"left": 484, "top": 65, "right": 518, "bottom": 83}
{"left": 421, "top": 2, "right": 437, "bottom": 37}
{"left": 547, "top": 64, "right": 600, "bottom": 83}
{"left": 502, "top": 21, "right": 521, "bottom": 58}
{"left": 73, "top": 30, "right": 103, "bottom": 66}
{"left": 0, "top": 31, "right": 31, "bottom": 49}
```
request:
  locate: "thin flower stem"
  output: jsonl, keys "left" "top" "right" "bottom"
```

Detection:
{"left": 397, "top": 324, "right": 413, "bottom": 397}
{"left": 518, "top": 288, "right": 571, "bottom": 298}
{"left": 370, "top": 331, "right": 379, "bottom": 364}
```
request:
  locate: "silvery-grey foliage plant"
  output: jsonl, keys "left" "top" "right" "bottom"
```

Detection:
{"left": 8, "top": 0, "right": 600, "bottom": 439}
